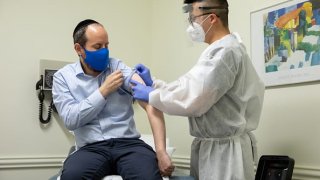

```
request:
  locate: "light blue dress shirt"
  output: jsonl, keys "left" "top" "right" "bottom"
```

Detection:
{"left": 52, "top": 58, "right": 140, "bottom": 148}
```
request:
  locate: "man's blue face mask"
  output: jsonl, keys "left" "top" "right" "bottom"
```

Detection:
{"left": 82, "top": 47, "right": 109, "bottom": 72}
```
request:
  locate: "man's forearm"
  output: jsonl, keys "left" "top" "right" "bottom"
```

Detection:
{"left": 145, "top": 105, "right": 166, "bottom": 152}
{"left": 132, "top": 73, "right": 167, "bottom": 151}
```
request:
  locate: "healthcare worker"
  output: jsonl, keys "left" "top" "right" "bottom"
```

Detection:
{"left": 130, "top": 0, "right": 265, "bottom": 179}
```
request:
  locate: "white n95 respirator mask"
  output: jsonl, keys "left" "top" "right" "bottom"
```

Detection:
{"left": 186, "top": 22, "right": 206, "bottom": 42}
{"left": 186, "top": 15, "right": 212, "bottom": 43}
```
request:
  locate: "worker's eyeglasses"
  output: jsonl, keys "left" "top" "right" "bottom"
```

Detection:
{"left": 188, "top": 12, "right": 214, "bottom": 25}
{"left": 183, "top": 5, "right": 226, "bottom": 25}
{"left": 183, "top": 4, "right": 227, "bottom": 13}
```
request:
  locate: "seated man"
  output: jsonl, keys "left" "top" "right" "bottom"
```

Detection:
{"left": 52, "top": 19, "right": 174, "bottom": 180}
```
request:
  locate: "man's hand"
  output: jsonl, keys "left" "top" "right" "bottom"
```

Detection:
{"left": 99, "top": 70, "right": 123, "bottom": 97}
{"left": 130, "top": 79, "right": 154, "bottom": 102}
{"left": 156, "top": 150, "right": 175, "bottom": 177}
{"left": 134, "top": 64, "right": 153, "bottom": 87}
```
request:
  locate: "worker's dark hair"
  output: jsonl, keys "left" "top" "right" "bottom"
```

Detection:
{"left": 184, "top": 0, "right": 229, "bottom": 27}
{"left": 73, "top": 19, "right": 101, "bottom": 46}
{"left": 184, "top": 0, "right": 228, "bottom": 5}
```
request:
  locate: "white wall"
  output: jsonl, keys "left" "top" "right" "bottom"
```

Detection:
{"left": 1, "top": 0, "right": 320, "bottom": 179}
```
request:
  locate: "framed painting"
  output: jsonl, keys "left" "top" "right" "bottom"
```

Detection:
{"left": 251, "top": 0, "right": 320, "bottom": 87}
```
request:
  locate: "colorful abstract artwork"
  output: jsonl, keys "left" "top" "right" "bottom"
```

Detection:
{"left": 251, "top": 0, "right": 320, "bottom": 86}
{"left": 264, "top": 0, "right": 320, "bottom": 72}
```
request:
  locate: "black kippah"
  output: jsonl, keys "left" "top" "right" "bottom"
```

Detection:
{"left": 73, "top": 19, "right": 98, "bottom": 37}
{"left": 184, "top": 0, "right": 202, "bottom": 4}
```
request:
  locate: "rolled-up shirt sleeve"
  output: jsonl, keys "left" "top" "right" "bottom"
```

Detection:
{"left": 111, "top": 60, "right": 135, "bottom": 94}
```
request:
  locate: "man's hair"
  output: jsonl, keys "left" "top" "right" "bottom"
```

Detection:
{"left": 184, "top": 0, "right": 229, "bottom": 27}
{"left": 73, "top": 19, "right": 101, "bottom": 46}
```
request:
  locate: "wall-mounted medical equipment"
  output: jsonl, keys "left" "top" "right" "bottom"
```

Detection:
{"left": 36, "top": 59, "right": 69, "bottom": 124}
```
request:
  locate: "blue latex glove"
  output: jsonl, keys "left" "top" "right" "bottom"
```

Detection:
{"left": 134, "top": 64, "right": 153, "bottom": 87}
{"left": 130, "top": 79, "right": 154, "bottom": 102}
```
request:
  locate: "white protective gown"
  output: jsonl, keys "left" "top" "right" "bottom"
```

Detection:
{"left": 149, "top": 33, "right": 265, "bottom": 180}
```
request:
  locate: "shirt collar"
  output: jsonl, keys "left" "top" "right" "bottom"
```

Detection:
{"left": 75, "top": 60, "right": 85, "bottom": 76}
{"left": 75, "top": 60, "right": 110, "bottom": 77}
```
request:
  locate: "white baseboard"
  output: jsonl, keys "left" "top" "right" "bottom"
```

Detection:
{"left": 0, "top": 156, "right": 65, "bottom": 169}
{"left": 292, "top": 166, "right": 320, "bottom": 180}
{"left": 1, "top": 155, "right": 320, "bottom": 180}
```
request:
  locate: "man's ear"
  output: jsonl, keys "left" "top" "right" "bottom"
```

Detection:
{"left": 74, "top": 43, "right": 83, "bottom": 57}
{"left": 209, "top": 13, "right": 218, "bottom": 24}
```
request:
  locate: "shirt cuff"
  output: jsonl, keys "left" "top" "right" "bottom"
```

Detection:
{"left": 88, "top": 89, "right": 107, "bottom": 109}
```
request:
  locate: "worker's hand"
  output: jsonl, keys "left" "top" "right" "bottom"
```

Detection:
{"left": 134, "top": 64, "right": 153, "bottom": 87}
{"left": 156, "top": 150, "right": 175, "bottom": 177}
{"left": 130, "top": 79, "right": 154, "bottom": 102}
{"left": 100, "top": 70, "right": 123, "bottom": 97}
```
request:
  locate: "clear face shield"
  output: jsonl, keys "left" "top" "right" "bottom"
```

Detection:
{"left": 182, "top": 4, "right": 228, "bottom": 26}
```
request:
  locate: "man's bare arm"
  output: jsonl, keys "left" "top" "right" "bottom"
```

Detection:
{"left": 131, "top": 73, "right": 174, "bottom": 176}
